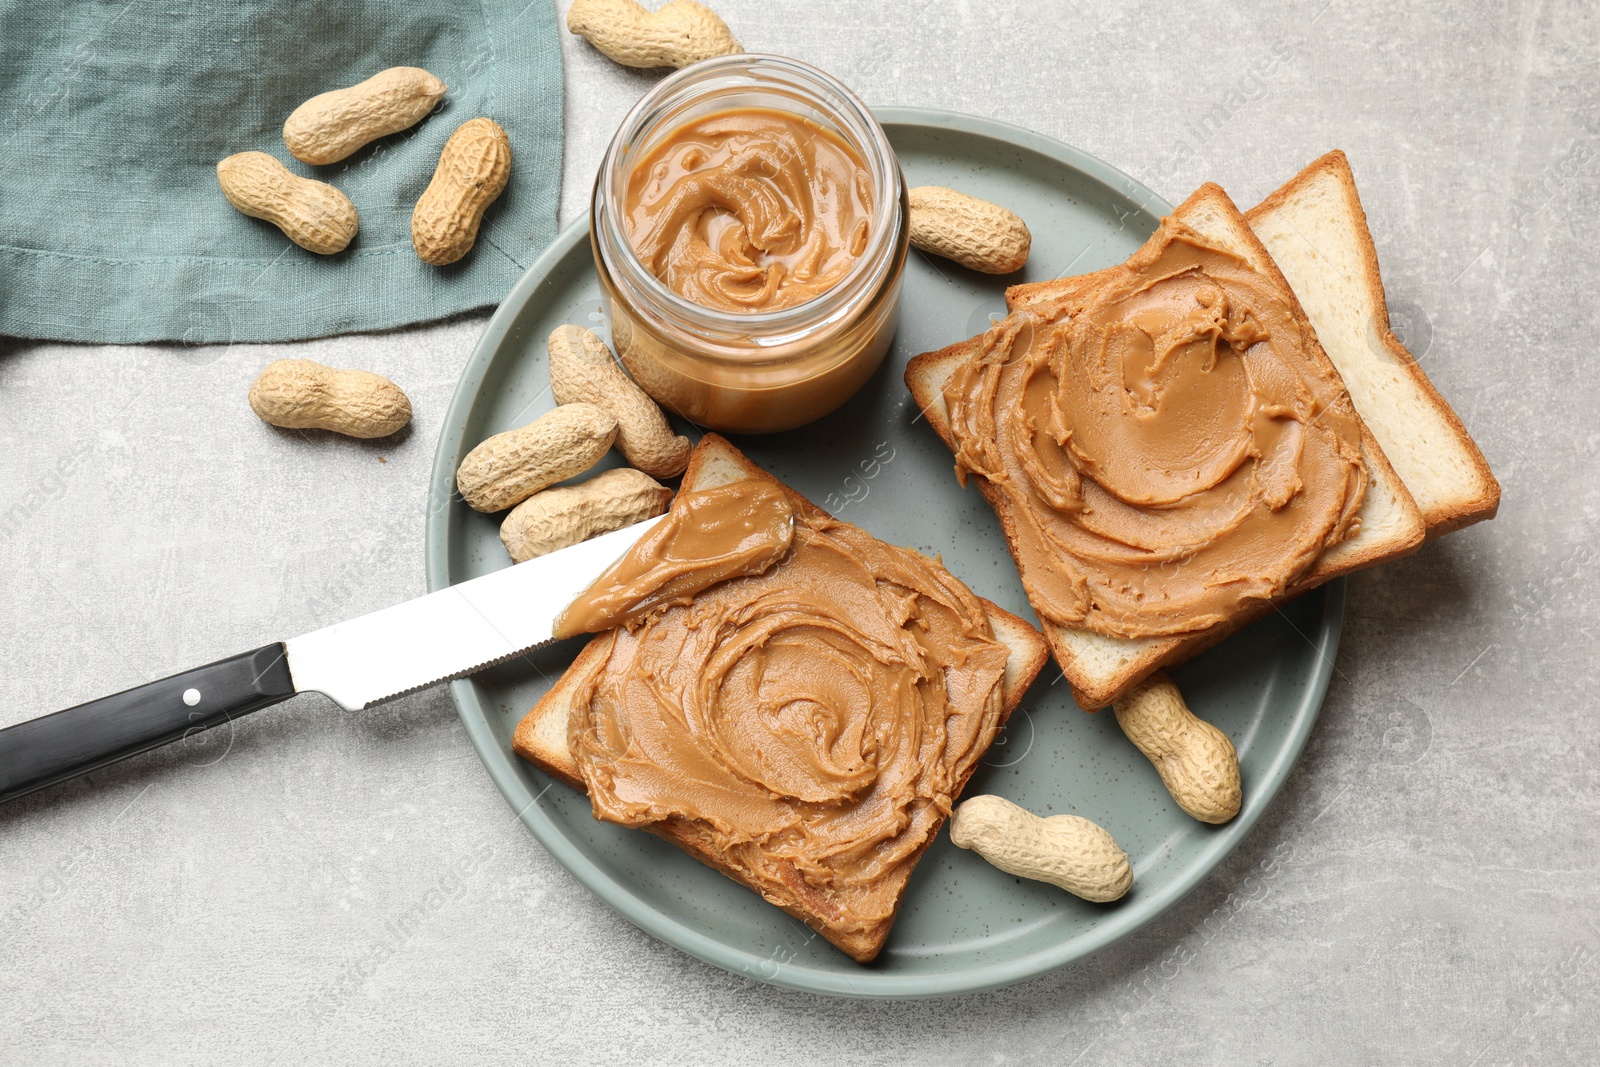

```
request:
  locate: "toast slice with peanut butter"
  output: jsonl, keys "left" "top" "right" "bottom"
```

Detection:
{"left": 513, "top": 434, "right": 1050, "bottom": 964}
{"left": 1007, "top": 154, "right": 1499, "bottom": 538}
{"left": 907, "top": 180, "right": 1433, "bottom": 709}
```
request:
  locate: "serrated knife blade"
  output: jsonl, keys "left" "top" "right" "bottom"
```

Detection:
{"left": 0, "top": 516, "right": 665, "bottom": 804}
{"left": 284, "top": 516, "right": 662, "bottom": 710}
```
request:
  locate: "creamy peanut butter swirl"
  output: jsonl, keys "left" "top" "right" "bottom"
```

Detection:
{"left": 944, "top": 220, "right": 1367, "bottom": 639}
{"left": 569, "top": 481, "right": 1009, "bottom": 934}
{"left": 623, "top": 107, "right": 873, "bottom": 312}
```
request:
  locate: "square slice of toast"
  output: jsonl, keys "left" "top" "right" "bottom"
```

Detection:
{"left": 906, "top": 183, "right": 1426, "bottom": 710}
{"left": 1245, "top": 151, "right": 1499, "bottom": 535}
{"left": 512, "top": 434, "right": 1050, "bottom": 963}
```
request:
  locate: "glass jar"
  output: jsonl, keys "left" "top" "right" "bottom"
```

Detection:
{"left": 590, "top": 54, "right": 908, "bottom": 434}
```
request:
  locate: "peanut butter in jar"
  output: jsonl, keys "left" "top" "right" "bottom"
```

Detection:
{"left": 591, "top": 55, "right": 908, "bottom": 434}
{"left": 622, "top": 108, "right": 875, "bottom": 313}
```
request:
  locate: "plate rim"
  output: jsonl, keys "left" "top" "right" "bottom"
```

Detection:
{"left": 424, "top": 106, "right": 1345, "bottom": 999}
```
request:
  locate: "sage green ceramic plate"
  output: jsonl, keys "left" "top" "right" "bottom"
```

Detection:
{"left": 424, "top": 109, "right": 1342, "bottom": 998}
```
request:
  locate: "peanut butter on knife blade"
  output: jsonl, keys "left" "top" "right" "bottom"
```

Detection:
{"left": 553, "top": 478, "right": 794, "bottom": 639}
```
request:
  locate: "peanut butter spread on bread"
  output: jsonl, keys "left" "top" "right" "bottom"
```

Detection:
{"left": 567, "top": 479, "right": 1011, "bottom": 937}
{"left": 623, "top": 107, "right": 873, "bottom": 312}
{"left": 943, "top": 218, "right": 1367, "bottom": 640}
{"left": 554, "top": 480, "right": 795, "bottom": 639}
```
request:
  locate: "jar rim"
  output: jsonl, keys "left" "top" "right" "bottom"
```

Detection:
{"left": 592, "top": 53, "right": 904, "bottom": 339}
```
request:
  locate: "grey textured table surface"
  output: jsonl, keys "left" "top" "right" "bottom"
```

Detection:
{"left": 2, "top": 1, "right": 1594, "bottom": 1063}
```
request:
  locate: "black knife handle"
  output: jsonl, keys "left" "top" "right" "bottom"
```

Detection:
{"left": 0, "top": 643, "right": 296, "bottom": 805}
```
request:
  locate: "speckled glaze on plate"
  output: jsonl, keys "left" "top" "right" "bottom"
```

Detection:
{"left": 424, "top": 109, "right": 1343, "bottom": 998}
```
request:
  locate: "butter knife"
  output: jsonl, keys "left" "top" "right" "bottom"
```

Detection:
{"left": 0, "top": 516, "right": 665, "bottom": 805}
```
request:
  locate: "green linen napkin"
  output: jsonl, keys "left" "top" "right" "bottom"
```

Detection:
{"left": 0, "top": 0, "right": 563, "bottom": 344}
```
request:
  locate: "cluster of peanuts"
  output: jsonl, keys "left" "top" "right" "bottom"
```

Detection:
{"left": 456, "top": 325, "right": 691, "bottom": 564}
{"left": 247, "top": 326, "right": 689, "bottom": 569}
{"left": 216, "top": 66, "right": 509, "bottom": 266}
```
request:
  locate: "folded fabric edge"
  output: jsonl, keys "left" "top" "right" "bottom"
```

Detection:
{"left": 0, "top": 245, "right": 520, "bottom": 345}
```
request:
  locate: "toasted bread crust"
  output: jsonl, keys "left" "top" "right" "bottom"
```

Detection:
{"left": 511, "top": 434, "right": 1049, "bottom": 962}
{"left": 1245, "top": 151, "right": 1499, "bottom": 536}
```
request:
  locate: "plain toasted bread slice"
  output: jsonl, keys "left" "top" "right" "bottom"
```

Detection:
{"left": 1245, "top": 151, "right": 1499, "bottom": 535}
{"left": 512, "top": 434, "right": 1050, "bottom": 963}
{"left": 907, "top": 183, "right": 1425, "bottom": 710}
